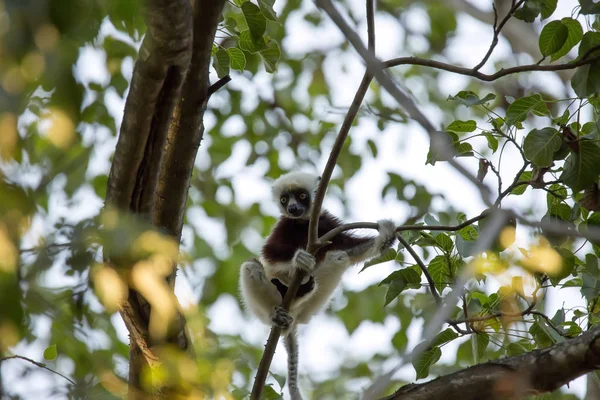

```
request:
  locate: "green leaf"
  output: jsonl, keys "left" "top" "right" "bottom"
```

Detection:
{"left": 258, "top": 0, "right": 279, "bottom": 22}
{"left": 446, "top": 120, "right": 476, "bottom": 134}
{"left": 506, "top": 94, "right": 550, "bottom": 125}
{"left": 428, "top": 255, "right": 450, "bottom": 290}
{"left": 540, "top": 0, "right": 558, "bottom": 19}
{"left": 367, "top": 139, "right": 377, "bottom": 157}
{"left": 551, "top": 18, "right": 583, "bottom": 61}
{"left": 242, "top": 2, "right": 266, "bottom": 41}
{"left": 514, "top": 0, "right": 542, "bottom": 22}
{"left": 523, "top": 128, "right": 562, "bottom": 167}
{"left": 412, "top": 346, "right": 441, "bottom": 379}
{"left": 226, "top": 48, "right": 246, "bottom": 70}
{"left": 455, "top": 142, "right": 474, "bottom": 157}
{"left": 530, "top": 321, "right": 554, "bottom": 347}
{"left": 429, "top": 328, "right": 458, "bottom": 347}
{"left": 474, "top": 333, "right": 489, "bottom": 361}
{"left": 260, "top": 41, "right": 281, "bottom": 73}
{"left": 560, "top": 139, "right": 600, "bottom": 192}
{"left": 581, "top": 0, "right": 600, "bottom": 14}
{"left": 539, "top": 20, "right": 568, "bottom": 56}
{"left": 447, "top": 91, "right": 495, "bottom": 107}
{"left": 239, "top": 30, "right": 267, "bottom": 53}
{"left": 549, "top": 203, "right": 572, "bottom": 221}
{"left": 44, "top": 344, "right": 57, "bottom": 360}
{"left": 484, "top": 133, "right": 499, "bottom": 152}
{"left": 511, "top": 171, "right": 532, "bottom": 195}
{"left": 308, "top": 68, "right": 327, "bottom": 96}
{"left": 571, "top": 64, "right": 600, "bottom": 98}
{"left": 435, "top": 233, "right": 453, "bottom": 253}
{"left": 579, "top": 32, "right": 600, "bottom": 58}
{"left": 269, "top": 372, "right": 286, "bottom": 390}
{"left": 380, "top": 269, "right": 421, "bottom": 306}
{"left": 362, "top": 248, "right": 397, "bottom": 271}
{"left": 554, "top": 247, "right": 575, "bottom": 280}
{"left": 262, "top": 384, "right": 283, "bottom": 400}
{"left": 213, "top": 48, "right": 230, "bottom": 78}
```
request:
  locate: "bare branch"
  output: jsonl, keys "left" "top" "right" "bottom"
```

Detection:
{"left": 473, "top": 0, "right": 526, "bottom": 71}
{"left": 315, "top": 0, "right": 494, "bottom": 207}
{"left": 397, "top": 212, "right": 488, "bottom": 232}
{"left": 0, "top": 355, "right": 76, "bottom": 386}
{"left": 397, "top": 235, "right": 440, "bottom": 304}
{"left": 207, "top": 74, "right": 232, "bottom": 97}
{"left": 382, "top": 52, "right": 600, "bottom": 82}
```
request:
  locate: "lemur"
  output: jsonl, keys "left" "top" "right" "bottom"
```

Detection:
{"left": 239, "top": 171, "right": 397, "bottom": 400}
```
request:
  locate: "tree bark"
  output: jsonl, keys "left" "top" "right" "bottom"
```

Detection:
{"left": 104, "top": 0, "right": 225, "bottom": 397}
{"left": 382, "top": 326, "right": 600, "bottom": 400}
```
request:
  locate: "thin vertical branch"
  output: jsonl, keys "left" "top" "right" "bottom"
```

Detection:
{"left": 472, "top": 0, "right": 526, "bottom": 71}
{"left": 250, "top": 0, "right": 378, "bottom": 398}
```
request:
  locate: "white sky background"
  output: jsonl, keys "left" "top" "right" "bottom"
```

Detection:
{"left": 4, "top": 0, "right": 593, "bottom": 398}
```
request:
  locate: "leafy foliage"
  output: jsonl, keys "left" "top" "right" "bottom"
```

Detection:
{"left": 3, "top": 0, "right": 600, "bottom": 399}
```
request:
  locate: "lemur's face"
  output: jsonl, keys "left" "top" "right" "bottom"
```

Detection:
{"left": 279, "top": 188, "right": 311, "bottom": 219}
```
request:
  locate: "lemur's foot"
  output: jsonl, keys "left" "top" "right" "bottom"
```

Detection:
{"left": 271, "top": 306, "right": 294, "bottom": 330}
{"left": 376, "top": 220, "right": 397, "bottom": 251}
{"left": 293, "top": 249, "right": 316, "bottom": 274}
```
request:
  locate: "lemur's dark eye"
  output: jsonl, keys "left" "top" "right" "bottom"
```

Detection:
{"left": 280, "top": 197, "right": 287, "bottom": 204}
{"left": 299, "top": 193, "right": 307, "bottom": 200}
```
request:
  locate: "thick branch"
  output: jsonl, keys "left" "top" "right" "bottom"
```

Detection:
{"left": 106, "top": 0, "right": 192, "bottom": 212}
{"left": 381, "top": 325, "right": 600, "bottom": 400}
{"left": 103, "top": 0, "right": 193, "bottom": 393}
{"left": 154, "top": 0, "right": 226, "bottom": 241}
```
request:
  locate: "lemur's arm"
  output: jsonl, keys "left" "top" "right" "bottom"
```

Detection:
{"left": 345, "top": 220, "right": 396, "bottom": 264}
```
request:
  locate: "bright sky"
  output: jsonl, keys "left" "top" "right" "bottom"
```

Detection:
{"left": 5, "top": 0, "right": 591, "bottom": 398}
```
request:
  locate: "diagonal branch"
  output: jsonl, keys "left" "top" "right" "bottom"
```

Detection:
{"left": 0, "top": 355, "right": 76, "bottom": 386}
{"left": 381, "top": 324, "right": 600, "bottom": 400}
{"left": 472, "top": 0, "right": 526, "bottom": 71}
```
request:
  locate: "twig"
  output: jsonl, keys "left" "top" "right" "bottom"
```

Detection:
{"left": 19, "top": 242, "right": 71, "bottom": 254}
{"left": 318, "top": 212, "right": 489, "bottom": 243}
{"left": 473, "top": 0, "right": 526, "bottom": 71}
{"left": 451, "top": 279, "right": 543, "bottom": 325}
{"left": 397, "top": 235, "right": 440, "bottom": 304}
{"left": 396, "top": 212, "right": 488, "bottom": 232}
{"left": 207, "top": 75, "right": 231, "bottom": 97}
{"left": 315, "top": 0, "right": 494, "bottom": 207}
{"left": 382, "top": 52, "right": 600, "bottom": 82}
{"left": 530, "top": 311, "right": 569, "bottom": 338}
{"left": 0, "top": 355, "right": 76, "bottom": 385}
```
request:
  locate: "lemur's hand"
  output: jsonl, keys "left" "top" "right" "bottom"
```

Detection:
{"left": 293, "top": 249, "right": 316, "bottom": 274}
{"left": 376, "top": 220, "right": 397, "bottom": 252}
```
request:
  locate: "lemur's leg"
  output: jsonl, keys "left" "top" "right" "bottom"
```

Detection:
{"left": 347, "top": 220, "right": 397, "bottom": 264}
{"left": 295, "top": 250, "right": 350, "bottom": 325}
{"left": 239, "top": 259, "right": 283, "bottom": 325}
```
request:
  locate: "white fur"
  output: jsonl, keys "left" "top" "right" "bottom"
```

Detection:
{"left": 239, "top": 173, "right": 397, "bottom": 400}
{"left": 272, "top": 171, "right": 319, "bottom": 202}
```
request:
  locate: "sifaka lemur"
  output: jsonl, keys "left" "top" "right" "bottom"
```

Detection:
{"left": 239, "top": 171, "right": 397, "bottom": 400}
